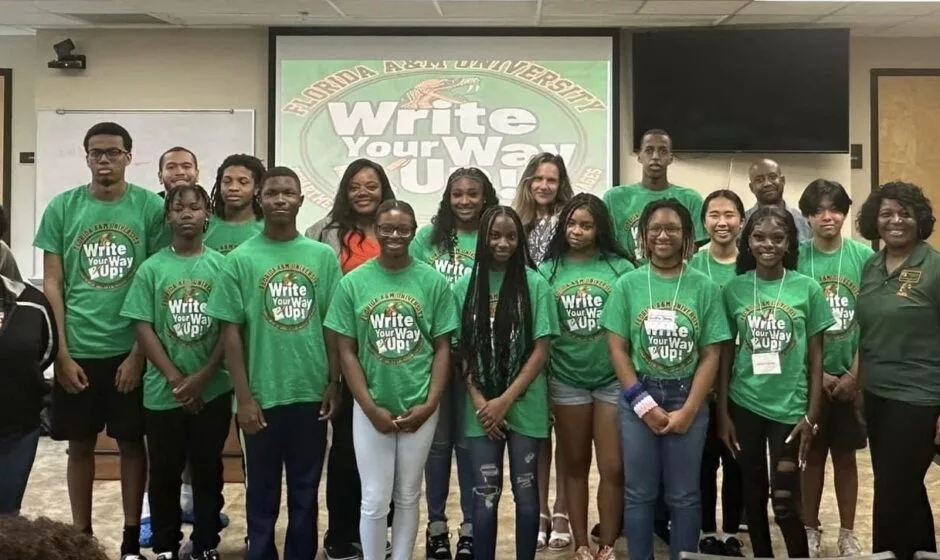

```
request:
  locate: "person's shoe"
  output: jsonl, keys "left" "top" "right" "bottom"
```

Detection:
{"left": 155, "top": 554, "right": 178, "bottom": 560}
{"left": 385, "top": 540, "right": 392, "bottom": 560}
{"left": 326, "top": 542, "right": 362, "bottom": 560}
{"left": 806, "top": 526, "right": 822, "bottom": 558}
{"left": 179, "top": 540, "right": 193, "bottom": 560}
{"left": 455, "top": 523, "right": 473, "bottom": 560}
{"left": 595, "top": 545, "right": 617, "bottom": 560}
{"left": 139, "top": 519, "right": 153, "bottom": 549}
{"left": 426, "top": 521, "right": 452, "bottom": 560}
{"left": 837, "top": 528, "right": 862, "bottom": 557}
{"left": 574, "top": 545, "right": 595, "bottom": 560}
{"left": 121, "top": 555, "right": 146, "bottom": 560}
{"left": 590, "top": 523, "right": 601, "bottom": 545}
{"left": 193, "top": 550, "right": 222, "bottom": 560}
{"left": 723, "top": 536, "right": 745, "bottom": 557}
{"left": 699, "top": 536, "right": 725, "bottom": 555}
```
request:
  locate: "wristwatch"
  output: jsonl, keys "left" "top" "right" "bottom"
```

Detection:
{"left": 804, "top": 414, "right": 819, "bottom": 436}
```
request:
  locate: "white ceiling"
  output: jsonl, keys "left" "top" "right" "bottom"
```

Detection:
{"left": 1, "top": 0, "right": 940, "bottom": 37}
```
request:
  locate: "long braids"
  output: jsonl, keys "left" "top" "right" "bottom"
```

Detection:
{"left": 430, "top": 167, "right": 499, "bottom": 264}
{"left": 459, "top": 206, "right": 535, "bottom": 399}
{"left": 210, "top": 154, "right": 265, "bottom": 219}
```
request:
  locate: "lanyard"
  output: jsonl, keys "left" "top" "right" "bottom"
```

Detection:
{"left": 752, "top": 269, "right": 787, "bottom": 318}
{"left": 648, "top": 263, "right": 684, "bottom": 312}
{"left": 810, "top": 240, "right": 844, "bottom": 285}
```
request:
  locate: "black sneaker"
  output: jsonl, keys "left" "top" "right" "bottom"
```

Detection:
{"left": 590, "top": 523, "right": 601, "bottom": 544}
{"left": 326, "top": 542, "right": 362, "bottom": 560}
{"left": 193, "top": 551, "right": 221, "bottom": 560}
{"left": 723, "top": 536, "right": 744, "bottom": 557}
{"left": 426, "top": 526, "right": 452, "bottom": 560}
{"left": 386, "top": 540, "right": 392, "bottom": 559}
{"left": 455, "top": 535, "right": 472, "bottom": 560}
{"left": 699, "top": 537, "right": 725, "bottom": 555}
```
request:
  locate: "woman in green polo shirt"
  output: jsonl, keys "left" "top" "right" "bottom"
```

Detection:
{"left": 602, "top": 199, "right": 730, "bottom": 560}
{"left": 325, "top": 200, "right": 459, "bottom": 560}
{"left": 717, "top": 205, "right": 833, "bottom": 559}
{"left": 539, "top": 193, "right": 634, "bottom": 560}
{"left": 454, "top": 205, "right": 560, "bottom": 560}
{"left": 856, "top": 181, "right": 940, "bottom": 560}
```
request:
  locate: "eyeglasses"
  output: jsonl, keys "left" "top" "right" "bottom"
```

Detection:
{"left": 376, "top": 225, "right": 414, "bottom": 237}
{"left": 647, "top": 225, "right": 683, "bottom": 236}
{"left": 87, "top": 148, "right": 128, "bottom": 161}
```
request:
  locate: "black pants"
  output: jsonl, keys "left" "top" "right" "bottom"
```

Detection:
{"left": 865, "top": 390, "right": 940, "bottom": 560}
{"left": 325, "top": 383, "right": 393, "bottom": 548}
{"left": 144, "top": 392, "right": 232, "bottom": 555}
{"left": 701, "top": 401, "right": 742, "bottom": 535}
{"left": 731, "top": 402, "right": 806, "bottom": 558}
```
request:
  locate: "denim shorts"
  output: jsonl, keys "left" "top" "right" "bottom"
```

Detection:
{"left": 549, "top": 376, "right": 620, "bottom": 406}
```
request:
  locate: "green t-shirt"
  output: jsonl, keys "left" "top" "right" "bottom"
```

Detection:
{"left": 119, "top": 247, "right": 232, "bottom": 410}
{"left": 797, "top": 239, "right": 874, "bottom": 376}
{"left": 33, "top": 184, "right": 166, "bottom": 358}
{"left": 409, "top": 224, "right": 479, "bottom": 285}
{"left": 689, "top": 249, "right": 738, "bottom": 288}
{"left": 323, "top": 259, "right": 459, "bottom": 416}
{"left": 724, "top": 270, "right": 836, "bottom": 424}
{"left": 455, "top": 268, "right": 560, "bottom": 439}
{"left": 601, "top": 264, "right": 731, "bottom": 380}
{"left": 603, "top": 183, "right": 707, "bottom": 261}
{"left": 204, "top": 217, "right": 264, "bottom": 255}
{"left": 539, "top": 254, "right": 634, "bottom": 389}
{"left": 205, "top": 234, "right": 341, "bottom": 409}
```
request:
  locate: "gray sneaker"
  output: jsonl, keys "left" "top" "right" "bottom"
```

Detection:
{"left": 838, "top": 528, "right": 862, "bottom": 557}
{"left": 806, "top": 526, "right": 822, "bottom": 558}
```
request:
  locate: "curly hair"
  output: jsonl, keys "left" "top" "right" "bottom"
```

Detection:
{"left": 430, "top": 167, "right": 499, "bottom": 256}
{"left": 0, "top": 515, "right": 109, "bottom": 560}
{"left": 638, "top": 198, "right": 697, "bottom": 261}
{"left": 210, "top": 153, "right": 265, "bottom": 219}
{"left": 736, "top": 205, "right": 800, "bottom": 274}
{"left": 542, "top": 193, "right": 634, "bottom": 281}
{"left": 856, "top": 181, "right": 935, "bottom": 242}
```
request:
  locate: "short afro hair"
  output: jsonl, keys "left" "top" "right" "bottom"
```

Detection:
{"left": 856, "top": 181, "right": 935, "bottom": 241}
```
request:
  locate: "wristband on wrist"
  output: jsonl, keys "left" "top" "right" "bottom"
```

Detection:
{"left": 632, "top": 392, "right": 658, "bottom": 418}
{"left": 621, "top": 382, "right": 644, "bottom": 403}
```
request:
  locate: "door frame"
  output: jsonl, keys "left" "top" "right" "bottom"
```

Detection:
{"left": 869, "top": 68, "right": 940, "bottom": 250}
{"left": 0, "top": 68, "right": 10, "bottom": 244}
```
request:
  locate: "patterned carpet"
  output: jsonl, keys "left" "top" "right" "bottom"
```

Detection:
{"left": 19, "top": 437, "right": 940, "bottom": 559}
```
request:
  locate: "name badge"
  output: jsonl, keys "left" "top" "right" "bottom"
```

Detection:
{"left": 752, "top": 352, "right": 782, "bottom": 375}
{"left": 645, "top": 309, "right": 677, "bottom": 332}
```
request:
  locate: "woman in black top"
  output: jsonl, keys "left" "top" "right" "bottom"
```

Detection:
{"left": 0, "top": 273, "right": 58, "bottom": 514}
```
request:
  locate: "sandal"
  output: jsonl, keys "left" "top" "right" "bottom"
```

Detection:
{"left": 537, "top": 514, "right": 551, "bottom": 551}
{"left": 549, "top": 512, "right": 572, "bottom": 550}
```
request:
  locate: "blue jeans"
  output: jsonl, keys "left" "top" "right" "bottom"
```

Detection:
{"left": 620, "top": 376, "right": 708, "bottom": 560}
{"left": 424, "top": 371, "right": 473, "bottom": 526}
{"left": 468, "top": 432, "right": 541, "bottom": 560}
{"left": 0, "top": 428, "right": 40, "bottom": 514}
{"left": 244, "top": 403, "right": 328, "bottom": 560}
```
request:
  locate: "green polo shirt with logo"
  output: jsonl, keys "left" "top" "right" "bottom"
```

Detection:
{"left": 858, "top": 242, "right": 940, "bottom": 406}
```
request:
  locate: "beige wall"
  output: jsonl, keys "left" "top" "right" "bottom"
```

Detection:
{"left": 4, "top": 29, "right": 940, "bottom": 270}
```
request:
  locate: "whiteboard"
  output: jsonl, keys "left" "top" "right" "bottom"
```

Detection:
{"left": 32, "top": 109, "right": 255, "bottom": 278}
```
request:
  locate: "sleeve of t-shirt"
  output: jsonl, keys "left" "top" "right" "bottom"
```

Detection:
{"left": 206, "top": 257, "right": 247, "bottom": 324}
{"left": 33, "top": 195, "right": 64, "bottom": 255}
{"left": 323, "top": 279, "right": 356, "bottom": 337}
{"left": 698, "top": 279, "right": 732, "bottom": 346}
{"left": 409, "top": 226, "right": 431, "bottom": 264}
{"left": 614, "top": 256, "right": 636, "bottom": 276}
{"left": 806, "top": 280, "right": 837, "bottom": 337}
{"left": 317, "top": 248, "right": 342, "bottom": 320}
{"left": 600, "top": 276, "right": 630, "bottom": 338}
{"left": 531, "top": 273, "right": 560, "bottom": 340}
{"left": 120, "top": 262, "right": 156, "bottom": 323}
{"left": 146, "top": 193, "right": 170, "bottom": 255}
{"left": 429, "top": 275, "right": 459, "bottom": 339}
{"left": 722, "top": 280, "right": 739, "bottom": 339}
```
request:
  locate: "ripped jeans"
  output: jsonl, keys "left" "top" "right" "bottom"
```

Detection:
{"left": 467, "top": 432, "right": 541, "bottom": 560}
{"left": 730, "top": 402, "right": 807, "bottom": 558}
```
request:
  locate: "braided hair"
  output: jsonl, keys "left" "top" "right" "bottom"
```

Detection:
{"left": 543, "top": 193, "right": 634, "bottom": 281}
{"left": 430, "top": 167, "right": 499, "bottom": 258}
{"left": 638, "top": 198, "right": 697, "bottom": 261}
{"left": 210, "top": 154, "right": 265, "bottom": 219}
{"left": 736, "top": 205, "right": 800, "bottom": 274}
{"left": 164, "top": 184, "right": 212, "bottom": 232}
{"left": 459, "top": 206, "right": 535, "bottom": 399}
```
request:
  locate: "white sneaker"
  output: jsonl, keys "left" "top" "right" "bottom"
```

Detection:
{"left": 806, "top": 526, "right": 822, "bottom": 558}
{"left": 838, "top": 528, "right": 862, "bottom": 556}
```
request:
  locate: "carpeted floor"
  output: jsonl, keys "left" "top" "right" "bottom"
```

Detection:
{"left": 19, "top": 437, "right": 940, "bottom": 559}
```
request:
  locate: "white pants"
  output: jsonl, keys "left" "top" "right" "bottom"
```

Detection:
{"left": 353, "top": 401, "right": 439, "bottom": 560}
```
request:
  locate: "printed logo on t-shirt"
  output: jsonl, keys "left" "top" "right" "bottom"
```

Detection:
{"left": 557, "top": 279, "right": 610, "bottom": 339}
{"left": 627, "top": 214, "right": 642, "bottom": 255}
{"left": 260, "top": 264, "right": 317, "bottom": 331}
{"left": 165, "top": 279, "right": 213, "bottom": 343}
{"left": 216, "top": 244, "right": 238, "bottom": 256}
{"left": 637, "top": 302, "right": 697, "bottom": 371}
{"left": 819, "top": 275, "right": 858, "bottom": 337}
{"left": 743, "top": 303, "right": 795, "bottom": 354}
{"left": 364, "top": 292, "right": 425, "bottom": 364}
{"left": 75, "top": 223, "right": 140, "bottom": 288}
{"left": 433, "top": 248, "right": 474, "bottom": 284}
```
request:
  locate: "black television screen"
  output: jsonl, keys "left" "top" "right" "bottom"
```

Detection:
{"left": 631, "top": 28, "right": 849, "bottom": 153}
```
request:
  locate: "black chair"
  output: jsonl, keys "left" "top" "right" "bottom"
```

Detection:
{"left": 680, "top": 552, "right": 897, "bottom": 560}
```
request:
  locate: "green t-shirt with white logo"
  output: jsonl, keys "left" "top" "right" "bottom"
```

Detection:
{"left": 205, "top": 234, "right": 341, "bottom": 410}
{"left": 120, "top": 247, "right": 232, "bottom": 410}
{"left": 724, "top": 270, "right": 836, "bottom": 424}
{"left": 455, "top": 268, "right": 560, "bottom": 439}
{"left": 601, "top": 264, "right": 731, "bottom": 380}
{"left": 797, "top": 238, "right": 874, "bottom": 376}
{"left": 323, "top": 259, "right": 459, "bottom": 416}
{"left": 33, "top": 184, "right": 167, "bottom": 359}
{"left": 603, "top": 183, "right": 707, "bottom": 261}
{"left": 204, "top": 217, "right": 264, "bottom": 255}
{"left": 689, "top": 249, "right": 738, "bottom": 288}
{"left": 409, "top": 224, "right": 479, "bottom": 285}
{"left": 539, "top": 254, "right": 635, "bottom": 389}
